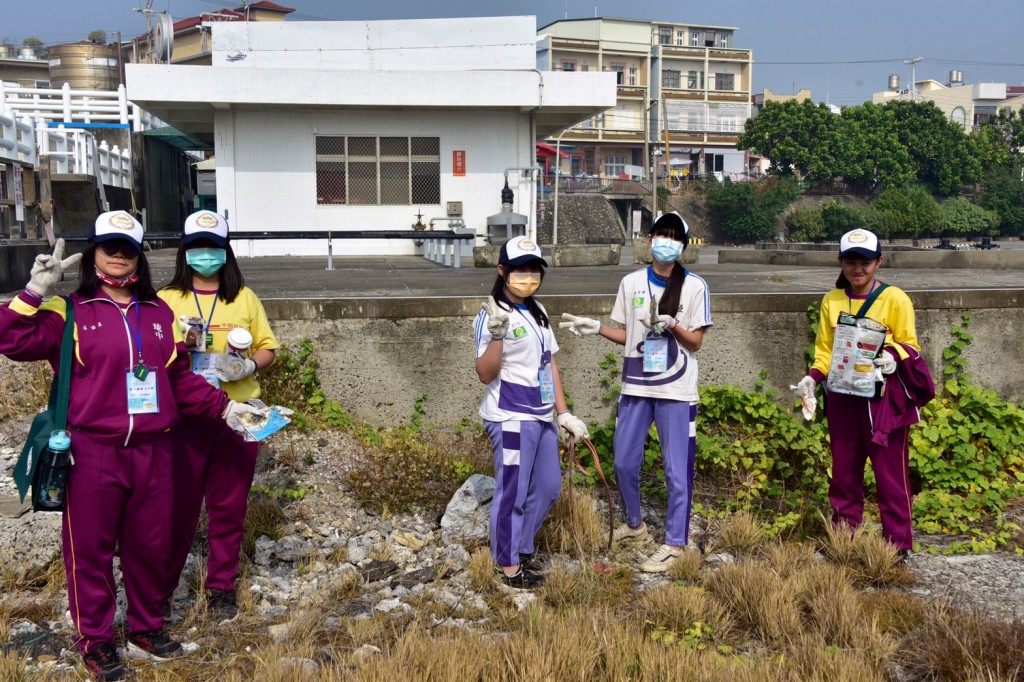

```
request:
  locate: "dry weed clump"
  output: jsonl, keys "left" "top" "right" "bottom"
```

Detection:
{"left": 536, "top": 486, "right": 609, "bottom": 558}
{"left": 899, "top": 603, "right": 1024, "bottom": 681}
{"left": 762, "top": 541, "right": 816, "bottom": 579}
{"left": 540, "top": 563, "right": 635, "bottom": 611}
{"left": 666, "top": 548, "right": 704, "bottom": 583}
{"left": 0, "top": 648, "right": 30, "bottom": 682}
{"left": 851, "top": 532, "right": 911, "bottom": 586}
{"left": 792, "top": 563, "right": 861, "bottom": 647}
{"left": 714, "top": 511, "right": 766, "bottom": 556}
{"left": 0, "top": 360, "right": 50, "bottom": 427}
{"left": 636, "top": 583, "right": 737, "bottom": 648}
{"left": 857, "top": 590, "right": 931, "bottom": 636}
{"left": 467, "top": 547, "right": 496, "bottom": 593}
{"left": 780, "top": 636, "right": 890, "bottom": 682}
{"left": 703, "top": 560, "right": 801, "bottom": 645}
{"left": 242, "top": 492, "right": 287, "bottom": 558}
{"left": 821, "top": 518, "right": 858, "bottom": 565}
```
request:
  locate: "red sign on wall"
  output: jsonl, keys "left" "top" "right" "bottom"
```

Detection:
{"left": 453, "top": 150, "right": 466, "bottom": 176}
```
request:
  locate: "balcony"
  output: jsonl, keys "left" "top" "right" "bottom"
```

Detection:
{"left": 708, "top": 48, "right": 751, "bottom": 61}
{"left": 661, "top": 89, "right": 752, "bottom": 103}
{"left": 707, "top": 91, "right": 751, "bottom": 103}
{"left": 616, "top": 84, "right": 647, "bottom": 98}
{"left": 659, "top": 46, "right": 751, "bottom": 62}
{"left": 550, "top": 38, "right": 600, "bottom": 51}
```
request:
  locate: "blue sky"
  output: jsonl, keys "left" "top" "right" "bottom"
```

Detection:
{"left": 6, "top": 0, "right": 1023, "bottom": 106}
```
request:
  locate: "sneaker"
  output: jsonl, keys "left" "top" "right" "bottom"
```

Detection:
{"left": 641, "top": 544, "right": 684, "bottom": 573}
{"left": 518, "top": 552, "right": 548, "bottom": 572}
{"left": 127, "top": 630, "right": 184, "bottom": 661}
{"left": 612, "top": 522, "right": 650, "bottom": 544}
{"left": 207, "top": 588, "right": 239, "bottom": 624}
{"left": 898, "top": 549, "right": 911, "bottom": 564}
{"left": 498, "top": 568, "right": 545, "bottom": 590}
{"left": 82, "top": 642, "right": 127, "bottom": 681}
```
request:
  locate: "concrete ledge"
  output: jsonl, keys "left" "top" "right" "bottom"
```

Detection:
{"left": 721, "top": 248, "right": 1024, "bottom": 269}
{"left": 473, "top": 244, "right": 620, "bottom": 268}
{"left": 632, "top": 238, "right": 699, "bottom": 265}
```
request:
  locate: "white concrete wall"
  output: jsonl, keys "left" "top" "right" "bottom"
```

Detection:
{"left": 218, "top": 107, "right": 538, "bottom": 257}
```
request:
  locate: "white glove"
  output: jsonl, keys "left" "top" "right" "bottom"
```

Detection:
{"left": 641, "top": 314, "right": 678, "bottom": 333}
{"left": 26, "top": 239, "right": 82, "bottom": 299}
{"left": 558, "top": 313, "right": 601, "bottom": 337}
{"left": 874, "top": 352, "right": 897, "bottom": 376}
{"left": 214, "top": 354, "right": 257, "bottom": 382}
{"left": 790, "top": 376, "right": 816, "bottom": 399}
{"left": 481, "top": 296, "right": 509, "bottom": 340}
{"left": 221, "top": 400, "right": 261, "bottom": 433}
{"left": 557, "top": 411, "right": 589, "bottom": 441}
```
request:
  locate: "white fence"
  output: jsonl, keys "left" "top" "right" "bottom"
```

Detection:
{"left": 0, "top": 82, "right": 162, "bottom": 131}
{"left": 37, "top": 125, "right": 132, "bottom": 188}
{"left": 0, "top": 107, "right": 37, "bottom": 165}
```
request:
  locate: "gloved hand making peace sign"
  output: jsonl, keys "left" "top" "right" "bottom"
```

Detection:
{"left": 26, "top": 239, "right": 83, "bottom": 299}
{"left": 481, "top": 296, "right": 510, "bottom": 340}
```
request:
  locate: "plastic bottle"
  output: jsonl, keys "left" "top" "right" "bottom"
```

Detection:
{"left": 36, "top": 430, "right": 72, "bottom": 510}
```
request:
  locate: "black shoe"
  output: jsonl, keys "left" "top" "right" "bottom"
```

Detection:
{"left": 207, "top": 588, "right": 239, "bottom": 624}
{"left": 127, "top": 630, "right": 184, "bottom": 661}
{"left": 82, "top": 642, "right": 126, "bottom": 681}
{"left": 519, "top": 553, "right": 548, "bottom": 572}
{"left": 898, "top": 549, "right": 911, "bottom": 564}
{"left": 499, "top": 568, "right": 545, "bottom": 590}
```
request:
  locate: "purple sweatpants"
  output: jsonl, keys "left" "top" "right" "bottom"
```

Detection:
{"left": 485, "top": 419, "right": 561, "bottom": 567}
{"left": 613, "top": 395, "right": 697, "bottom": 547}
{"left": 166, "top": 417, "right": 259, "bottom": 596}
{"left": 63, "top": 430, "right": 172, "bottom": 654}
{"left": 826, "top": 391, "right": 913, "bottom": 550}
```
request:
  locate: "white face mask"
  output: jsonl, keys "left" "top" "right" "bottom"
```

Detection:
{"left": 507, "top": 273, "right": 541, "bottom": 298}
{"left": 651, "top": 237, "right": 683, "bottom": 264}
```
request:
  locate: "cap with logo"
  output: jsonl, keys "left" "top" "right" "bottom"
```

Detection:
{"left": 648, "top": 211, "right": 690, "bottom": 239}
{"left": 91, "top": 211, "right": 144, "bottom": 253}
{"left": 839, "top": 229, "right": 881, "bottom": 260}
{"left": 499, "top": 235, "right": 548, "bottom": 268}
{"left": 183, "top": 210, "right": 229, "bottom": 248}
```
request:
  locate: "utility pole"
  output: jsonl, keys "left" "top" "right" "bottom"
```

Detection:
{"left": 905, "top": 57, "right": 923, "bottom": 101}
{"left": 662, "top": 97, "right": 671, "bottom": 192}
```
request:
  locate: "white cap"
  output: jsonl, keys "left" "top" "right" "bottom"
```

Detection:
{"left": 499, "top": 236, "right": 548, "bottom": 268}
{"left": 839, "top": 229, "right": 881, "bottom": 259}
{"left": 91, "top": 211, "right": 144, "bottom": 253}
{"left": 183, "top": 210, "right": 229, "bottom": 247}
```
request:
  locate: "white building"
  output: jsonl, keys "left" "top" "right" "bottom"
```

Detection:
{"left": 125, "top": 16, "right": 616, "bottom": 256}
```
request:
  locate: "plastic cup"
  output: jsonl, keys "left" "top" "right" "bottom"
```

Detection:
{"left": 227, "top": 328, "right": 253, "bottom": 354}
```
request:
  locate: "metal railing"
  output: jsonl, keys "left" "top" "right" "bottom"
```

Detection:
{"left": 36, "top": 125, "right": 132, "bottom": 188}
{"left": 0, "top": 106, "right": 37, "bottom": 165}
{"left": 0, "top": 82, "right": 163, "bottom": 131}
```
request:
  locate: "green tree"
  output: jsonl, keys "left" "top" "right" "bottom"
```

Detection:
{"left": 872, "top": 184, "right": 941, "bottom": 238}
{"left": 838, "top": 102, "right": 916, "bottom": 191}
{"left": 970, "top": 125, "right": 1013, "bottom": 171}
{"left": 739, "top": 99, "right": 845, "bottom": 184}
{"left": 977, "top": 105, "right": 1024, "bottom": 171}
{"left": 979, "top": 170, "right": 1024, "bottom": 237}
{"left": 784, "top": 205, "right": 825, "bottom": 242}
{"left": 704, "top": 177, "right": 801, "bottom": 242}
{"left": 937, "top": 197, "right": 1000, "bottom": 238}
{"left": 87, "top": 30, "right": 107, "bottom": 44}
{"left": 884, "top": 100, "right": 982, "bottom": 195}
{"left": 821, "top": 199, "right": 878, "bottom": 240}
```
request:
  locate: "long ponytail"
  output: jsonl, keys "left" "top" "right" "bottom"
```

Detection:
{"left": 658, "top": 261, "right": 687, "bottom": 316}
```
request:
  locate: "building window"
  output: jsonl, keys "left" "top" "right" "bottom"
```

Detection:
{"left": 609, "top": 63, "right": 625, "bottom": 85}
{"left": 663, "top": 70, "right": 681, "bottom": 89}
{"left": 581, "top": 63, "right": 589, "bottom": 72}
{"left": 717, "top": 33, "right": 729, "bottom": 48}
{"left": 628, "top": 66, "right": 637, "bottom": 86}
{"left": 951, "top": 106, "right": 967, "bottom": 129}
{"left": 676, "top": 30, "right": 686, "bottom": 46}
{"left": 690, "top": 31, "right": 700, "bottom": 47}
{"left": 561, "top": 59, "right": 576, "bottom": 71}
{"left": 715, "top": 73, "right": 735, "bottom": 91}
{"left": 658, "top": 27, "right": 672, "bottom": 45}
{"left": 315, "top": 136, "right": 440, "bottom": 206}
{"left": 604, "top": 155, "right": 626, "bottom": 177}
{"left": 687, "top": 70, "right": 704, "bottom": 89}
{"left": 706, "top": 153, "right": 725, "bottom": 173}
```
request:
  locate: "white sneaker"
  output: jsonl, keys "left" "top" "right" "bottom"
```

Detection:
{"left": 612, "top": 522, "right": 650, "bottom": 544}
{"left": 641, "top": 544, "right": 683, "bottom": 573}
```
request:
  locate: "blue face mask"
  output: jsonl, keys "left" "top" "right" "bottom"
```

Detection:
{"left": 186, "top": 248, "right": 227, "bottom": 277}
{"left": 651, "top": 237, "right": 683, "bottom": 264}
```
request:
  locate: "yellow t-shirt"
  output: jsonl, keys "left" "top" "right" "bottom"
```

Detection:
{"left": 811, "top": 284, "right": 919, "bottom": 379}
{"left": 158, "top": 286, "right": 279, "bottom": 402}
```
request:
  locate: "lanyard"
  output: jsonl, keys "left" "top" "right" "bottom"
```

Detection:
{"left": 118, "top": 295, "right": 144, "bottom": 366}
{"left": 192, "top": 288, "right": 219, "bottom": 333}
{"left": 515, "top": 305, "right": 546, "bottom": 359}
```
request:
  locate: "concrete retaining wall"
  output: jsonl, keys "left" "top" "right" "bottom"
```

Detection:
{"left": 257, "top": 290, "right": 1023, "bottom": 427}
{"left": 722, "top": 248, "right": 1024, "bottom": 269}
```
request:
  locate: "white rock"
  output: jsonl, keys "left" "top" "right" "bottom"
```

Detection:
{"left": 512, "top": 592, "right": 537, "bottom": 611}
{"left": 440, "top": 475, "right": 495, "bottom": 545}
{"left": 352, "top": 644, "right": 381, "bottom": 661}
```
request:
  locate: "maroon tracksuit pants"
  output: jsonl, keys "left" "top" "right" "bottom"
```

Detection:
{"left": 825, "top": 391, "right": 913, "bottom": 550}
{"left": 63, "top": 430, "right": 172, "bottom": 654}
{"left": 166, "top": 417, "right": 259, "bottom": 597}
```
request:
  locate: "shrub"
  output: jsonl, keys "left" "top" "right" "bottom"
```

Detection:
{"left": 937, "top": 197, "right": 1000, "bottom": 238}
{"left": 821, "top": 199, "right": 879, "bottom": 240}
{"left": 784, "top": 205, "right": 826, "bottom": 242}
{"left": 979, "top": 170, "right": 1024, "bottom": 237}
{"left": 871, "top": 184, "right": 941, "bottom": 238}
{"left": 704, "top": 177, "right": 801, "bottom": 242}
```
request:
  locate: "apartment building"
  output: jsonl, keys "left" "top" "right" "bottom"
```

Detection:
{"left": 872, "top": 71, "right": 1012, "bottom": 130}
{"left": 537, "top": 17, "right": 754, "bottom": 180}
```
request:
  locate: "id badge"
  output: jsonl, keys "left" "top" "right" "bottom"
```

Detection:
{"left": 191, "top": 353, "right": 222, "bottom": 388}
{"left": 643, "top": 335, "right": 669, "bottom": 373}
{"left": 538, "top": 364, "right": 556, "bottom": 405}
{"left": 126, "top": 367, "right": 160, "bottom": 414}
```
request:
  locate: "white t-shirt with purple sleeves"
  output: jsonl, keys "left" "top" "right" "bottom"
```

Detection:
{"left": 474, "top": 301, "right": 559, "bottom": 422}
{"left": 609, "top": 266, "right": 713, "bottom": 402}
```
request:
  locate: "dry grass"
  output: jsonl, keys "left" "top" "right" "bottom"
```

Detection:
{"left": 0, "top": 555, "right": 66, "bottom": 624}
{"left": 851, "top": 532, "right": 911, "bottom": 586}
{"left": 536, "top": 486, "right": 610, "bottom": 558}
{"left": 858, "top": 590, "right": 931, "bottom": 636}
{"left": 242, "top": 492, "right": 287, "bottom": 558}
{"left": 792, "top": 563, "right": 861, "bottom": 647}
{"left": 762, "top": 541, "right": 817, "bottom": 579}
{"left": 666, "top": 548, "right": 704, "bottom": 583}
{"left": 636, "top": 583, "right": 737, "bottom": 647}
{"left": 703, "top": 560, "right": 801, "bottom": 645}
{"left": 0, "top": 648, "right": 30, "bottom": 682}
{"left": 821, "top": 517, "right": 858, "bottom": 565}
{"left": 714, "top": 511, "right": 766, "bottom": 556}
{"left": 466, "top": 547, "right": 496, "bottom": 593}
{"left": 0, "top": 360, "right": 50, "bottom": 427}
{"left": 539, "top": 563, "right": 635, "bottom": 612}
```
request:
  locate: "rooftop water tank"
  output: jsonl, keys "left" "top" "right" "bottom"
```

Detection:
{"left": 48, "top": 42, "right": 119, "bottom": 90}
{"left": 17, "top": 46, "right": 39, "bottom": 60}
{"left": 888, "top": 74, "right": 900, "bottom": 91}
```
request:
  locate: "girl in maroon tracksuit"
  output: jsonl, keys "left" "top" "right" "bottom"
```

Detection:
{"left": 0, "top": 212, "right": 254, "bottom": 681}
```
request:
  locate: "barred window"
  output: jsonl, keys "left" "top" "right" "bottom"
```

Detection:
{"left": 662, "top": 70, "right": 681, "bottom": 89}
{"left": 315, "top": 135, "right": 440, "bottom": 205}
